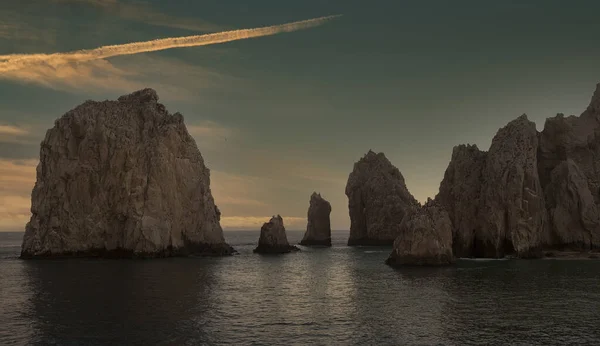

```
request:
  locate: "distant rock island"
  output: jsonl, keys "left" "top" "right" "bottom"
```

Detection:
{"left": 377, "top": 83, "right": 600, "bottom": 266}
{"left": 300, "top": 192, "right": 332, "bottom": 246}
{"left": 21, "top": 89, "right": 235, "bottom": 258}
{"left": 254, "top": 215, "right": 300, "bottom": 254}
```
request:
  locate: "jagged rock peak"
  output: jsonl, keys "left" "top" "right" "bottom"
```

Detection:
{"left": 585, "top": 83, "right": 600, "bottom": 114}
{"left": 21, "top": 89, "right": 234, "bottom": 258}
{"left": 117, "top": 88, "right": 159, "bottom": 103}
{"left": 346, "top": 150, "right": 419, "bottom": 246}
{"left": 301, "top": 192, "right": 332, "bottom": 247}
{"left": 254, "top": 215, "right": 300, "bottom": 254}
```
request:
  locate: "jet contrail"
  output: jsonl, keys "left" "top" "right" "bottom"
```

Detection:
{"left": 0, "top": 15, "right": 340, "bottom": 73}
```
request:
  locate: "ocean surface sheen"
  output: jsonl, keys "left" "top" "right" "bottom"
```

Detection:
{"left": 1, "top": 231, "right": 599, "bottom": 345}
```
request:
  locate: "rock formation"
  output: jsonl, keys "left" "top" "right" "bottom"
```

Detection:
{"left": 254, "top": 215, "right": 300, "bottom": 254}
{"left": 537, "top": 84, "right": 600, "bottom": 250}
{"left": 21, "top": 89, "right": 235, "bottom": 258}
{"left": 476, "top": 115, "right": 547, "bottom": 258}
{"left": 346, "top": 150, "right": 420, "bottom": 246}
{"left": 543, "top": 159, "right": 600, "bottom": 249}
{"left": 386, "top": 199, "right": 454, "bottom": 267}
{"left": 435, "top": 144, "right": 486, "bottom": 258}
{"left": 437, "top": 115, "right": 547, "bottom": 258}
{"left": 300, "top": 192, "right": 332, "bottom": 246}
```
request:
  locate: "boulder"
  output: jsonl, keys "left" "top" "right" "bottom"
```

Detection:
{"left": 386, "top": 200, "right": 454, "bottom": 267}
{"left": 300, "top": 192, "right": 332, "bottom": 246}
{"left": 254, "top": 215, "right": 300, "bottom": 254}
{"left": 21, "top": 89, "right": 234, "bottom": 258}
{"left": 346, "top": 150, "right": 420, "bottom": 246}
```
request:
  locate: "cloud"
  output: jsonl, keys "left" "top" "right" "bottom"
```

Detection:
{"left": 0, "top": 15, "right": 339, "bottom": 95}
{"left": 0, "top": 124, "right": 38, "bottom": 145}
{"left": 51, "top": 0, "right": 228, "bottom": 32}
{"left": 0, "top": 15, "right": 339, "bottom": 76}
{"left": 220, "top": 216, "right": 305, "bottom": 231}
{"left": 0, "top": 159, "right": 36, "bottom": 231}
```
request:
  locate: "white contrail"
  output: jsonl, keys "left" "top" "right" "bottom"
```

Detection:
{"left": 0, "top": 15, "right": 340, "bottom": 73}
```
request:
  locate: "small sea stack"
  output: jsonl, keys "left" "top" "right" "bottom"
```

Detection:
{"left": 300, "top": 192, "right": 332, "bottom": 247}
{"left": 254, "top": 215, "right": 300, "bottom": 254}
{"left": 386, "top": 200, "right": 454, "bottom": 267}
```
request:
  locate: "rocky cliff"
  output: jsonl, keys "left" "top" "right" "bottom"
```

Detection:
{"left": 254, "top": 215, "right": 300, "bottom": 254}
{"left": 300, "top": 192, "right": 332, "bottom": 246}
{"left": 537, "top": 84, "right": 600, "bottom": 250}
{"left": 386, "top": 199, "right": 454, "bottom": 267}
{"left": 345, "top": 150, "right": 420, "bottom": 246}
{"left": 21, "top": 89, "right": 234, "bottom": 258}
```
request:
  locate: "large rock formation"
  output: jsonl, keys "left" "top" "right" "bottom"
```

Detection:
{"left": 346, "top": 151, "right": 420, "bottom": 246}
{"left": 21, "top": 89, "right": 234, "bottom": 258}
{"left": 254, "top": 215, "right": 300, "bottom": 254}
{"left": 435, "top": 144, "right": 487, "bottom": 258}
{"left": 437, "top": 115, "right": 547, "bottom": 258}
{"left": 386, "top": 200, "right": 454, "bottom": 267}
{"left": 476, "top": 115, "right": 547, "bottom": 258}
{"left": 537, "top": 84, "right": 600, "bottom": 250}
{"left": 300, "top": 192, "right": 332, "bottom": 246}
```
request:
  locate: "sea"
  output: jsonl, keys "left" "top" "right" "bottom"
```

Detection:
{"left": 1, "top": 230, "right": 599, "bottom": 346}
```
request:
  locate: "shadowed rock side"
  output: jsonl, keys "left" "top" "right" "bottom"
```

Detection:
{"left": 254, "top": 215, "right": 300, "bottom": 254}
{"left": 435, "top": 144, "right": 487, "bottom": 258}
{"left": 543, "top": 160, "right": 600, "bottom": 249}
{"left": 386, "top": 200, "right": 454, "bottom": 267}
{"left": 21, "top": 89, "right": 235, "bottom": 258}
{"left": 477, "top": 115, "right": 547, "bottom": 258}
{"left": 300, "top": 192, "right": 332, "bottom": 246}
{"left": 537, "top": 85, "right": 600, "bottom": 250}
{"left": 346, "top": 150, "right": 420, "bottom": 246}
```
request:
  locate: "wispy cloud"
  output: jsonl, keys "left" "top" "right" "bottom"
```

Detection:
{"left": 0, "top": 124, "right": 37, "bottom": 144}
{"left": 0, "top": 159, "right": 36, "bottom": 231}
{"left": 0, "top": 15, "right": 339, "bottom": 95}
{"left": 52, "top": 0, "right": 227, "bottom": 32}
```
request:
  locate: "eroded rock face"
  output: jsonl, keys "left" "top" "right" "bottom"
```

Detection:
{"left": 544, "top": 160, "right": 600, "bottom": 249}
{"left": 300, "top": 192, "right": 332, "bottom": 246}
{"left": 436, "top": 115, "right": 547, "bottom": 258}
{"left": 21, "top": 89, "right": 234, "bottom": 258}
{"left": 254, "top": 215, "right": 300, "bottom": 254}
{"left": 477, "top": 115, "right": 547, "bottom": 258}
{"left": 386, "top": 200, "right": 454, "bottom": 267}
{"left": 435, "top": 144, "right": 487, "bottom": 258}
{"left": 346, "top": 150, "right": 420, "bottom": 246}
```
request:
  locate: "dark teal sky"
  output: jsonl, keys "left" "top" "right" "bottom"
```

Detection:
{"left": 1, "top": 0, "right": 600, "bottom": 231}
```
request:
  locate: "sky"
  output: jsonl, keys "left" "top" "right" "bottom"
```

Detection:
{"left": 1, "top": 0, "right": 600, "bottom": 232}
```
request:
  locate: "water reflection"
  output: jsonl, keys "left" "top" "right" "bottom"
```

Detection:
{"left": 22, "top": 258, "right": 218, "bottom": 345}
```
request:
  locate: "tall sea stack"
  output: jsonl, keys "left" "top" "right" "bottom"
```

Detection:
{"left": 300, "top": 192, "right": 332, "bottom": 246}
{"left": 345, "top": 151, "right": 420, "bottom": 246}
{"left": 21, "top": 89, "right": 234, "bottom": 258}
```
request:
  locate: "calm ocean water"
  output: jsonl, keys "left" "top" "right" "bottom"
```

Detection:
{"left": 1, "top": 230, "right": 599, "bottom": 345}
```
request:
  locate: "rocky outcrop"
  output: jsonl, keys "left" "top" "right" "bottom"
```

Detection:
{"left": 537, "top": 84, "right": 600, "bottom": 250}
{"left": 386, "top": 199, "right": 454, "bottom": 267}
{"left": 477, "top": 115, "right": 547, "bottom": 258}
{"left": 435, "top": 144, "right": 486, "bottom": 258}
{"left": 300, "top": 192, "right": 332, "bottom": 246}
{"left": 254, "top": 215, "right": 300, "bottom": 254}
{"left": 543, "top": 160, "right": 600, "bottom": 249}
{"left": 21, "top": 89, "right": 234, "bottom": 258}
{"left": 436, "top": 115, "right": 547, "bottom": 258}
{"left": 346, "top": 151, "right": 420, "bottom": 246}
